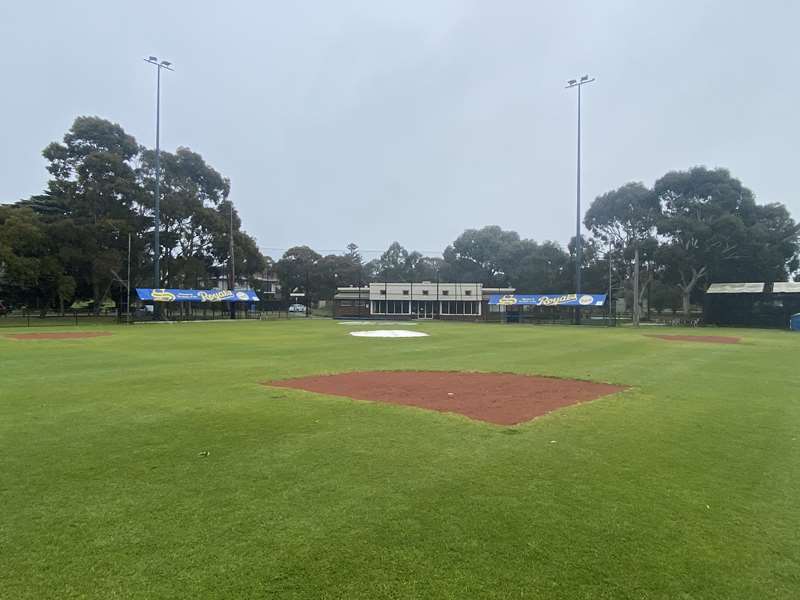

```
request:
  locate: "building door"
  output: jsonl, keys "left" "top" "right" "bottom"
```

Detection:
{"left": 417, "top": 301, "right": 434, "bottom": 319}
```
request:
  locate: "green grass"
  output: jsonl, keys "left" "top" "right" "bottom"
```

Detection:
{"left": 1, "top": 320, "right": 799, "bottom": 599}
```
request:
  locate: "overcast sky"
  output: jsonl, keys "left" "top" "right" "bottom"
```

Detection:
{"left": 1, "top": 1, "right": 798, "bottom": 261}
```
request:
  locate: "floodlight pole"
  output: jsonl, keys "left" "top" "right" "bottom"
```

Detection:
{"left": 144, "top": 57, "right": 174, "bottom": 296}
{"left": 566, "top": 75, "right": 595, "bottom": 324}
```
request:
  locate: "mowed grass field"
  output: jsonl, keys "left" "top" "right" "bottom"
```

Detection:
{"left": 1, "top": 320, "right": 799, "bottom": 599}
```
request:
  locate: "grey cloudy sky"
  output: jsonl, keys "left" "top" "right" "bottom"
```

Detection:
{"left": 1, "top": 1, "right": 798, "bottom": 261}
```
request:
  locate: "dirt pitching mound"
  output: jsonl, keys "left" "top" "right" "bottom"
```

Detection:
{"left": 266, "top": 371, "right": 627, "bottom": 425}
{"left": 648, "top": 334, "right": 740, "bottom": 345}
{"left": 5, "top": 331, "right": 113, "bottom": 341}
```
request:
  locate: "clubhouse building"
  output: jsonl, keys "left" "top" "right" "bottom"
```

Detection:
{"left": 333, "top": 282, "right": 515, "bottom": 320}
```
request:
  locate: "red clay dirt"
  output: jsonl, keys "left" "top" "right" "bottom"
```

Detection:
{"left": 5, "top": 331, "right": 113, "bottom": 341}
{"left": 647, "top": 334, "right": 740, "bottom": 344}
{"left": 266, "top": 371, "right": 627, "bottom": 426}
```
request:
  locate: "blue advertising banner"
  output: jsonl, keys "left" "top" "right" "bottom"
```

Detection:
{"left": 136, "top": 289, "right": 260, "bottom": 303}
{"left": 488, "top": 293, "right": 607, "bottom": 307}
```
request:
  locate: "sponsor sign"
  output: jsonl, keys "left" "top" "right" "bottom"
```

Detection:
{"left": 136, "top": 288, "right": 260, "bottom": 303}
{"left": 488, "top": 293, "right": 607, "bottom": 307}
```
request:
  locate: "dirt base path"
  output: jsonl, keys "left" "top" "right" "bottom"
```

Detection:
{"left": 266, "top": 371, "right": 627, "bottom": 426}
{"left": 5, "top": 331, "right": 113, "bottom": 341}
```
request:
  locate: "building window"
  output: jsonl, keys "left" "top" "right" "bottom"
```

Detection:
{"left": 442, "top": 290, "right": 449, "bottom": 296}
{"left": 402, "top": 290, "right": 409, "bottom": 295}
{"left": 383, "top": 300, "right": 409, "bottom": 314}
{"left": 422, "top": 290, "right": 429, "bottom": 295}
{"left": 465, "top": 290, "right": 472, "bottom": 296}
{"left": 380, "top": 289, "right": 386, "bottom": 295}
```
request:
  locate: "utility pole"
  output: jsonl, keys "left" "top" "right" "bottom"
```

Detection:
{"left": 608, "top": 249, "right": 613, "bottom": 326}
{"left": 127, "top": 233, "right": 132, "bottom": 324}
{"left": 565, "top": 74, "right": 595, "bottom": 324}
{"left": 229, "top": 200, "right": 236, "bottom": 320}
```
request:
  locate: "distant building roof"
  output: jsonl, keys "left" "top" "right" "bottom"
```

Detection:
{"left": 706, "top": 283, "right": 765, "bottom": 294}
{"left": 773, "top": 282, "right": 800, "bottom": 294}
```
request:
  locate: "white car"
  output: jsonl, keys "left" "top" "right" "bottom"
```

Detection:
{"left": 288, "top": 303, "right": 307, "bottom": 313}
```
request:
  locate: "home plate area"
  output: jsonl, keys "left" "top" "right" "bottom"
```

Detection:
{"left": 266, "top": 371, "right": 627, "bottom": 425}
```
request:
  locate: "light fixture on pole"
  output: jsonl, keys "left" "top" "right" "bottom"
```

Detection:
{"left": 144, "top": 56, "right": 174, "bottom": 292}
{"left": 565, "top": 74, "right": 595, "bottom": 324}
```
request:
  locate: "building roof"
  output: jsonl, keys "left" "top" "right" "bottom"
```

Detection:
{"left": 773, "top": 282, "right": 800, "bottom": 294}
{"left": 706, "top": 282, "right": 765, "bottom": 294}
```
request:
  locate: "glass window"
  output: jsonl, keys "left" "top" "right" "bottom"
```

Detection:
{"left": 422, "top": 290, "right": 429, "bottom": 295}
{"left": 442, "top": 290, "right": 449, "bottom": 296}
{"left": 465, "top": 290, "right": 472, "bottom": 296}
{"left": 402, "top": 290, "right": 409, "bottom": 295}
{"left": 380, "top": 289, "right": 386, "bottom": 295}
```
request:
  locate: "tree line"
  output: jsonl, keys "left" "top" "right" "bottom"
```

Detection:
{"left": 276, "top": 167, "right": 799, "bottom": 320}
{"left": 2, "top": 116, "right": 797, "bottom": 319}
{"left": 0, "top": 116, "right": 267, "bottom": 313}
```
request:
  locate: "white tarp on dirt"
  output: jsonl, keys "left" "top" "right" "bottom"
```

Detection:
{"left": 349, "top": 330, "right": 429, "bottom": 338}
{"left": 339, "top": 321, "right": 418, "bottom": 326}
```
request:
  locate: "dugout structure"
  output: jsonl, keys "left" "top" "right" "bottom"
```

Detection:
{"left": 134, "top": 288, "right": 261, "bottom": 321}
{"left": 486, "top": 293, "right": 613, "bottom": 325}
{"left": 704, "top": 282, "right": 800, "bottom": 328}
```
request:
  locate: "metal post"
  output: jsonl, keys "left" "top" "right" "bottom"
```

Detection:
{"left": 229, "top": 201, "right": 236, "bottom": 320}
{"left": 127, "top": 233, "right": 132, "bottom": 324}
{"left": 608, "top": 250, "right": 612, "bottom": 326}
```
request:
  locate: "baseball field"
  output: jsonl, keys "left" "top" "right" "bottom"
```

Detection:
{"left": 1, "top": 320, "right": 798, "bottom": 599}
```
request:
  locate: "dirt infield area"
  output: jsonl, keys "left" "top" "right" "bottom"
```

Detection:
{"left": 5, "top": 331, "right": 113, "bottom": 341}
{"left": 648, "top": 334, "right": 740, "bottom": 345}
{"left": 267, "top": 371, "right": 627, "bottom": 425}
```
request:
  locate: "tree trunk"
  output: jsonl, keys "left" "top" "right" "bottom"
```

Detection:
{"left": 638, "top": 270, "right": 652, "bottom": 320}
{"left": 92, "top": 280, "right": 101, "bottom": 315}
{"left": 681, "top": 289, "right": 691, "bottom": 318}
{"left": 632, "top": 246, "right": 640, "bottom": 327}
{"left": 679, "top": 266, "right": 706, "bottom": 319}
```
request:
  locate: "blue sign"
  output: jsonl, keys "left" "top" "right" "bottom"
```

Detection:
{"left": 488, "top": 293, "right": 607, "bottom": 307}
{"left": 136, "top": 288, "right": 260, "bottom": 303}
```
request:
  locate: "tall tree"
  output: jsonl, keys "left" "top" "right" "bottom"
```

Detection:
{"left": 36, "top": 117, "right": 142, "bottom": 311}
{"left": 585, "top": 182, "right": 660, "bottom": 326}
{"left": 655, "top": 167, "right": 798, "bottom": 315}
{"left": 442, "top": 226, "right": 520, "bottom": 284}
{"left": 138, "top": 147, "right": 231, "bottom": 287}
{"left": 0, "top": 206, "right": 75, "bottom": 314}
{"left": 276, "top": 246, "right": 322, "bottom": 302}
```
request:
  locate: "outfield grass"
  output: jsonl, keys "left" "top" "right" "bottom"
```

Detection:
{"left": 1, "top": 320, "right": 799, "bottom": 599}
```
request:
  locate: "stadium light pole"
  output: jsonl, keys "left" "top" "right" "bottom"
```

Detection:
{"left": 144, "top": 56, "right": 174, "bottom": 292}
{"left": 565, "top": 74, "right": 595, "bottom": 324}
